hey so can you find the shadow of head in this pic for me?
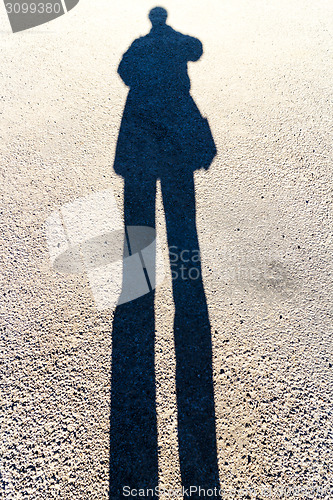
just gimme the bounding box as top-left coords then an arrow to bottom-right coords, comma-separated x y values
149,6 -> 168,27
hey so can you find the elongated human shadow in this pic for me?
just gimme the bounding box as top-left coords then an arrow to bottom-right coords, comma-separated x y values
109,8 -> 220,499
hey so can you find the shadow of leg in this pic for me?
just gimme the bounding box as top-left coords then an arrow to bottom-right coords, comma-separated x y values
161,174 -> 221,498
109,176 -> 158,499
174,293 -> 221,497
109,294 -> 158,499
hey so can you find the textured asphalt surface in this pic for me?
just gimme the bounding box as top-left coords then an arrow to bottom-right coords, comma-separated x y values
0,0 -> 332,498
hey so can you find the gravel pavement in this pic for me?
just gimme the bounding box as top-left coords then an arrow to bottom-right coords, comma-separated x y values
0,0 -> 332,498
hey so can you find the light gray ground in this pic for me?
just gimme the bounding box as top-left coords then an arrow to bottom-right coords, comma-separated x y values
0,0 -> 332,498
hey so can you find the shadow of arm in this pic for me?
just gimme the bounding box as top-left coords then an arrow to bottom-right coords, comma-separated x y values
186,36 -> 203,62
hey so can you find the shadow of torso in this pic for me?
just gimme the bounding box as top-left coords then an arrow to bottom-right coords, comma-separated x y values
114,24 -> 216,178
